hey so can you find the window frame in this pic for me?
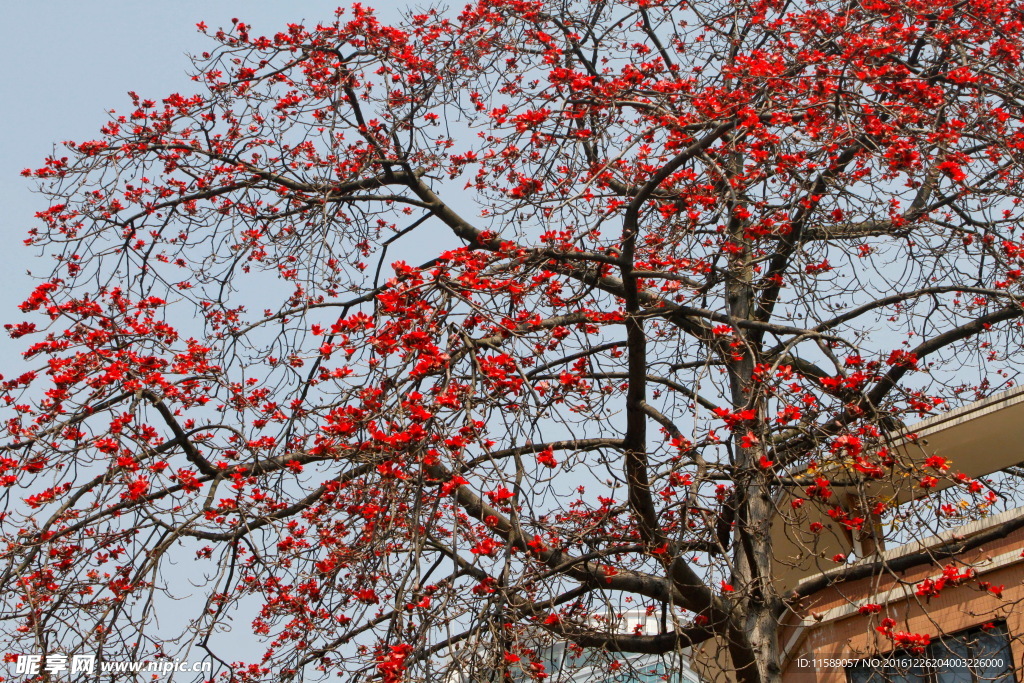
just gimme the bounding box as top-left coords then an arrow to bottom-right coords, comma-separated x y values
845,621 -> 1017,683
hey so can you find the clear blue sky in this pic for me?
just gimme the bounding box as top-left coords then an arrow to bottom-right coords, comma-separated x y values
0,0 -> 405,362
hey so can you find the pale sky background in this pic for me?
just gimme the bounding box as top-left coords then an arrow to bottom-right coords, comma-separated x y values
0,0 -> 408,365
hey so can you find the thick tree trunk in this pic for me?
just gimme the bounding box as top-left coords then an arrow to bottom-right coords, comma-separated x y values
723,189 -> 784,683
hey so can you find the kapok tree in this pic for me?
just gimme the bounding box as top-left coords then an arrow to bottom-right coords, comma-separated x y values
9,1 -> 1024,681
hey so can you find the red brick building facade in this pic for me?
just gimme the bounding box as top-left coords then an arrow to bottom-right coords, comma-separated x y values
781,508 -> 1024,680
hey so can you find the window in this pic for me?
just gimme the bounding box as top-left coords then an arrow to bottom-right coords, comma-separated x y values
847,623 -> 1016,683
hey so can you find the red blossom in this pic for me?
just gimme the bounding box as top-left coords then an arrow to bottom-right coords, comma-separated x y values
536,447 -> 557,468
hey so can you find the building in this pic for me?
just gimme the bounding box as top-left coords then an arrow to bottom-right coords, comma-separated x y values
509,610 -> 702,682
526,640 -> 701,683
444,609 -> 703,682
774,386 -> 1024,681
